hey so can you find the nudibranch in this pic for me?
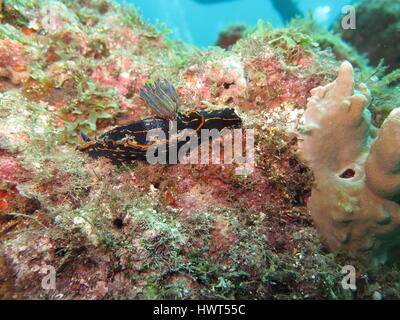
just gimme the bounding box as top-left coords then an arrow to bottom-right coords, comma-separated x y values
77,79 -> 242,164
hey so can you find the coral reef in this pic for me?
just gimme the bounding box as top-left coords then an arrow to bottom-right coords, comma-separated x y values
300,61 -> 400,264
0,0 -> 400,300
0,39 -> 33,90
334,0 -> 400,75
215,24 -> 246,49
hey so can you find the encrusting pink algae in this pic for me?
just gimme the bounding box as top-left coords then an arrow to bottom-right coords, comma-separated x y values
0,0 -> 400,300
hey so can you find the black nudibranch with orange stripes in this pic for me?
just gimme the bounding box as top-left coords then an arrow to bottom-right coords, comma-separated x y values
77,80 -> 242,164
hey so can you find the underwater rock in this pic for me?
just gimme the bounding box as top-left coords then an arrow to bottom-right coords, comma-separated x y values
183,56 -> 247,105
215,24 -> 246,49
0,39 -> 32,88
334,0 -> 400,75
40,1 -> 81,34
300,61 -> 400,264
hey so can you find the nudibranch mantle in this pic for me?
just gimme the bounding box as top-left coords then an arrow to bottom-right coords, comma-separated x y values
77,79 -> 242,164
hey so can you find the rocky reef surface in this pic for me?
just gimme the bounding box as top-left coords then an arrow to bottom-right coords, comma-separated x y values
334,0 -> 400,75
0,0 -> 400,299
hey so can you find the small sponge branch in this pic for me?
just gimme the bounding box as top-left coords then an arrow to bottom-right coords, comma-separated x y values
333,60 -> 354,98
300,61 -> 372,175
366,108 -> 400,202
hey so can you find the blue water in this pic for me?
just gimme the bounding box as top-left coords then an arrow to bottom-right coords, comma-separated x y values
121,0 -> 357,47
